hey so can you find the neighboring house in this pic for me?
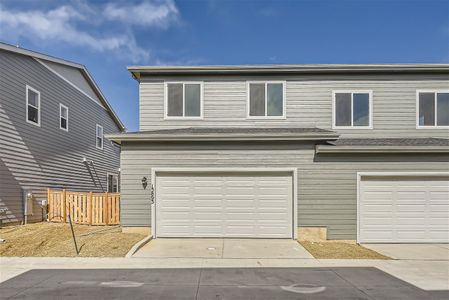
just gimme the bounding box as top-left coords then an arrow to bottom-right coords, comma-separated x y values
108,64 -> 449,243
0,42 -> 125,225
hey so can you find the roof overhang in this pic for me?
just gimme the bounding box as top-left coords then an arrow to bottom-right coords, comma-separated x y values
128,64 -> 449,80
106,132 -> 340,144
316,145 -> 449,154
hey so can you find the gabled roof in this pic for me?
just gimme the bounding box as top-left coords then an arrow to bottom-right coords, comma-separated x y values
0,42 -> 125,131
316,138 -> 449,153
106,127 -> 339,143
128,64 -> 449,80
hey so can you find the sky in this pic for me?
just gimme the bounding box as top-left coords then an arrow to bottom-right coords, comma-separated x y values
1,0 -> 448,131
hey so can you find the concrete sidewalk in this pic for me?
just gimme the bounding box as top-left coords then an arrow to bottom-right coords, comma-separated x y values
363,244 -> 449,260
1,256 -> 448,291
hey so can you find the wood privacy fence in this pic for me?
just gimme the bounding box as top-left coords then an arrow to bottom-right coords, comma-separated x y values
47,189 -> 120,225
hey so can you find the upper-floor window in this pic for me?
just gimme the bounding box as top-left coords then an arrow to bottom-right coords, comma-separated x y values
107,173 -> 119,192
59,104 -> 68,131
165,82 -> 203,119
333,91 -> 372,129
417,91 -> 449,128
96,124 -> 103,149
247,81 -> 285,118
26,85 -> 40,126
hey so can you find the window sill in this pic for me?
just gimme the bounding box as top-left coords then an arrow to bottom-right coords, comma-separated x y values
416,126 -> 449,129
332,126 -> 373,130
246,116 -> 287,120
26,119 -> 41,127
164,117 -> 204,120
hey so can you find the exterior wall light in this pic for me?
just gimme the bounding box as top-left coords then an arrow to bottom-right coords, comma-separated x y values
141,177 -> 148,189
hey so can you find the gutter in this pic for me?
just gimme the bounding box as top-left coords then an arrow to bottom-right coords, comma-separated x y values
315,145 -> 449,154
127,64 -> 449,80
106,133 -> 340,144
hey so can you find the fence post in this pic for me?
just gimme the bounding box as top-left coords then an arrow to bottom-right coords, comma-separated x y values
88,192 -> 93,225
104,192 -> 109,225
47,188 -> 51,221
62,189 -> 67,223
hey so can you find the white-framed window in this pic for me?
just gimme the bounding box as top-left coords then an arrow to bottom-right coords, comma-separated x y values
107,173 -> 119,192
26,85 -> 41,126
59,104 -> 68,131
164,82 -> 203,119
332,90 -> 373,129
96,124 -> 103,149
247,81 -> 286,119
416,90 -> 449,128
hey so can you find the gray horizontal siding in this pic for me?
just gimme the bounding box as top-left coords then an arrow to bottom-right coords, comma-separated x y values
139,76 -> 449,139
120,141 -> 449,239
0,50 -> 121,224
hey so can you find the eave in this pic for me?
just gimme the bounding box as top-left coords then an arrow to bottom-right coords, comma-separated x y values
128,64 -> 449,80
106,132 -> 340,144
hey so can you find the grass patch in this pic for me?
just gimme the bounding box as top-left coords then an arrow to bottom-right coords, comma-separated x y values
299,241 -> 390,259
0,222 -> 146,257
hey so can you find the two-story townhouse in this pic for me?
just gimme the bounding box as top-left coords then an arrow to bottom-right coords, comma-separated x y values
0,42 -> 125,225
108,64 -> 449,243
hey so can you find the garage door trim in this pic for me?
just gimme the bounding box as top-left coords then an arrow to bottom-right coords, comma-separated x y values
357,171 -> 449,243
151,167 -> 298,239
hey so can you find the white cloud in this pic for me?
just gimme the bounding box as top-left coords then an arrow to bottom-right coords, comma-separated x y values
0,1 -> 180,63
105,0 -> 179,28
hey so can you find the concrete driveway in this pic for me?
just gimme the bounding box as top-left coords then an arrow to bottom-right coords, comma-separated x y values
133,239 -> 313,259
363,244 -> 449,260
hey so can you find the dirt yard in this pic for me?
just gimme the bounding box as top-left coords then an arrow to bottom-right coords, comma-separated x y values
0,222 -> 146,257
299,241 -> 390,259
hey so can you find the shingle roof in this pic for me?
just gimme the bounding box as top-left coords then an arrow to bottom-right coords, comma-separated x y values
328,138 -> 449,147
135,127 -> 335,135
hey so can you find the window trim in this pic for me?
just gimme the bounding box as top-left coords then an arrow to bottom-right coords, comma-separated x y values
416,89 -> 449,129
59,103 -> 69,132
164,81 -> 204,120
246,81 -> 287,119
25,85 -> 41,127
107,172 -> 119,193
332,90 -> 373,129
96,124 -> 104,150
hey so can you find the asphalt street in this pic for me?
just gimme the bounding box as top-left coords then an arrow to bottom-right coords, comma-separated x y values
1,267 -> 448,299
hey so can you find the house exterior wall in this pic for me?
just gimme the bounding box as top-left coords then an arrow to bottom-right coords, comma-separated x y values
120,70 -> 449,240
0,49 -> 121,224
119,141 -> 449,240
139,74 -> 449,138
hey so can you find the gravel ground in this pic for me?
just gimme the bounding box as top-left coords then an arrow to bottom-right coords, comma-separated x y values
0,222 -> 145,257
299,241 -> 390,259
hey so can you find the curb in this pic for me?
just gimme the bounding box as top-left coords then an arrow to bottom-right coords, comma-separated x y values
125,235 -> 152,258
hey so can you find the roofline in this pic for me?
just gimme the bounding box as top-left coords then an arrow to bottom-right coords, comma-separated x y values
128,64 -> 449,80
0,42 -> 125,131
106,132 -> 340,144
316,145 -> 449,154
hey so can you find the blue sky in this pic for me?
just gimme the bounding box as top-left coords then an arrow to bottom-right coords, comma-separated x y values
1,0 -> 448,131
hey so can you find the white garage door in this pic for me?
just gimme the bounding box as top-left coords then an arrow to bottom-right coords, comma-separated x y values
155,172 -> 293,238
359,175 -> 449,243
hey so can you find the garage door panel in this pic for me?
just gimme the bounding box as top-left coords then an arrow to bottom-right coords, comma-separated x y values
155,172 -> 293,238
360,176 -> 449,243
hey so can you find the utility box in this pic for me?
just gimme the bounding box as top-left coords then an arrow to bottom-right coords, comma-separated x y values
23,190 -> 34,217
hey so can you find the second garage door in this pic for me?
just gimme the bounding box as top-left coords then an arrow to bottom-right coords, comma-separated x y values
359,175 -> 449,243
155,172 -> 294,238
